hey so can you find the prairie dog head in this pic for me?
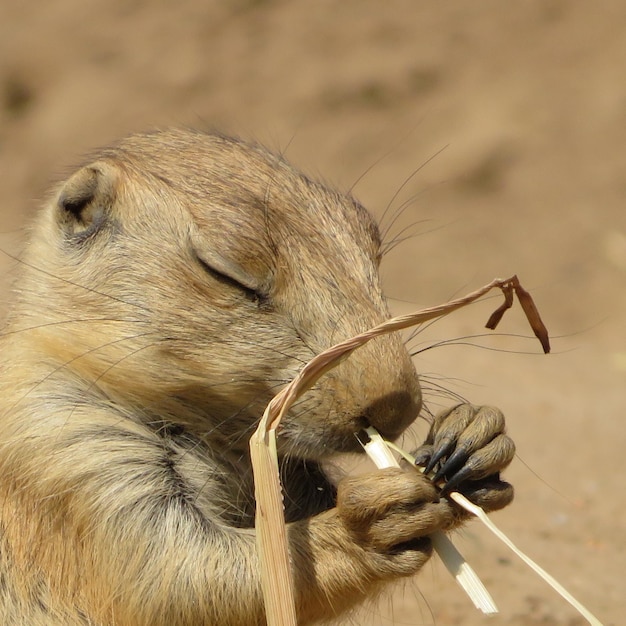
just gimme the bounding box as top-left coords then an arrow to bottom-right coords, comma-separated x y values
17,129 -> 421,459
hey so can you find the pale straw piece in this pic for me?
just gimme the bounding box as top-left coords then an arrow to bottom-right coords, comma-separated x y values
358,426 -> 498,614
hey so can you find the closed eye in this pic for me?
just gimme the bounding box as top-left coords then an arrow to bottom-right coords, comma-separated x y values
195,255 -> 270,307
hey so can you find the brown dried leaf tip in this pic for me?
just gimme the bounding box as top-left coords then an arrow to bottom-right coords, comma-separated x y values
485,275 -> 550,354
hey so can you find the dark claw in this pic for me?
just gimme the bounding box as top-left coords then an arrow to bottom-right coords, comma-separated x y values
424,437 -> 455,475
418,404 -> 514,502
439,465 -> 474,494
432,446 -> 470,484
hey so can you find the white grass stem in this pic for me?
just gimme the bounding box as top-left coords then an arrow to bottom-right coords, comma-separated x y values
449,491 -> 604,626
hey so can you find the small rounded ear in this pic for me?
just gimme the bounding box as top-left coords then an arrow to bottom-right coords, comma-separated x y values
56,163 -> 118,237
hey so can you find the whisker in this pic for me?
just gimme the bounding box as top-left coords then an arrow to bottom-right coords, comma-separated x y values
0,247 -> 154,315
380,214 -> 453,257
0,317 -> 143,339
378,144 -> 448,237
420,385 -> 468,408
379,218 -> 431,256
7,330 -> 160,414
410,332 -> 552,358
56,338 -> 176,436
347,146 -> 400,197
345,116 -> 431,200
198,378 -> 293,447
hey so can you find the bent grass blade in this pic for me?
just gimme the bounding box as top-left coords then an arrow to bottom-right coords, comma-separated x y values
250,276 -> 550,626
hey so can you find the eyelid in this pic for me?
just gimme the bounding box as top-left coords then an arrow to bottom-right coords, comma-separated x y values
194,253 -> 268,303
192,244 -> 258,289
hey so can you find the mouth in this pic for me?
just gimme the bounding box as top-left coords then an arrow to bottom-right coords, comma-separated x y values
277,416 -> 410,462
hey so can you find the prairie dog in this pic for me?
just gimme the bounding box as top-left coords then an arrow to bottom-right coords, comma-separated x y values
0,129 -> 514,625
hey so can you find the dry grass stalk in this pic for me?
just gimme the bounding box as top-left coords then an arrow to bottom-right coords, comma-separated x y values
358,427 -> 498,614
249,275 -> 549,626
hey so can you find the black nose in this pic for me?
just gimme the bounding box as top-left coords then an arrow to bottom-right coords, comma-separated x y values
363,383 -> 422,440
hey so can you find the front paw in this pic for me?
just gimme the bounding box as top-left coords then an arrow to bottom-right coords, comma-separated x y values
413,404 -> 515,513
336,468 -> 453,577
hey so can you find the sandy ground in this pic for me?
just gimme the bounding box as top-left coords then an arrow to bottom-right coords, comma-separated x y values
0,2 -> 624,624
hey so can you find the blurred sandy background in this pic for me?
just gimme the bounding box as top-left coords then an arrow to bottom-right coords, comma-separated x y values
0,2 -> 624,624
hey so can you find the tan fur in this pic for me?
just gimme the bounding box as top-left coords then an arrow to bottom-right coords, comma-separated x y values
0,129 -> 514,625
